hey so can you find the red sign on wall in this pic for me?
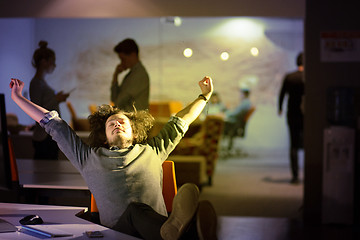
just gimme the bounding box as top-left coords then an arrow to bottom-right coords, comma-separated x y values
320,31 -> 360,62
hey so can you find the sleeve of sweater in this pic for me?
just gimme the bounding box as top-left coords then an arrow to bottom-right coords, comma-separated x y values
147,116 -> 189,162
40,111 -> 92,171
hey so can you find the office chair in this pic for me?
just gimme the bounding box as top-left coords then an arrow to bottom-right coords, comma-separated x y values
4,136 -> 24,203
66,102 -> 90,131
88,160 -> 178,224
8,137 -> 19,184
223,106 -> 256,157
170,115 -> 224,186
88,104 -> 97,114
161,160 -> 178,213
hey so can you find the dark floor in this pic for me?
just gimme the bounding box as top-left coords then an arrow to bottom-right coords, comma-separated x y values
200,146 -> 360,240
200,147 -> 303,218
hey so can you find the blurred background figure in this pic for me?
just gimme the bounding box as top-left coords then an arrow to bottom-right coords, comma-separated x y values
30,40 -> 70,160
222,88 -> 253,155
111,38 -> 150,112
207,92 -> 228,117
278,52 -> 304,184
6,113 -> 34,135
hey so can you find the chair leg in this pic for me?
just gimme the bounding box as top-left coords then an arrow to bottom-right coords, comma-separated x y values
227,136 -> 234,152
208,176 -> 212,186
219,136 -> 231,159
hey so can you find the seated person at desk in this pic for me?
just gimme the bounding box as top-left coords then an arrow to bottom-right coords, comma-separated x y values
9,77 -> 217,240
223,88 -> 252,149
206,92 -> 227,117
199,92 -> 227,121
224,88 -> 252,133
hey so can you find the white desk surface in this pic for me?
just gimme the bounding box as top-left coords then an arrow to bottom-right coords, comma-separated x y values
0,202 -> 140,239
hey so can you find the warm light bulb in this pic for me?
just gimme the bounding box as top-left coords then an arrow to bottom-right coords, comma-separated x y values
250,47 -> 259,56
174,17 -> 182,27
220,52 -> 230,61
183,48 -> 193,58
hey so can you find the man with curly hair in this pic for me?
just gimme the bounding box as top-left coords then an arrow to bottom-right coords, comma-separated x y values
9,76 -> 217,240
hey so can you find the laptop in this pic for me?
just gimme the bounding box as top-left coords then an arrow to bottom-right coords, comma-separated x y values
0,218 -> 18,233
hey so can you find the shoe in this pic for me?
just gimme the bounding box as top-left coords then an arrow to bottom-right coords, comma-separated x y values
160,183 -> 200,240
196,200 -> 218,240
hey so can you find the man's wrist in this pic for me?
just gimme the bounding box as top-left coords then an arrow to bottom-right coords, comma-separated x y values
198,94 -> 208,102
40,111 -> 58,125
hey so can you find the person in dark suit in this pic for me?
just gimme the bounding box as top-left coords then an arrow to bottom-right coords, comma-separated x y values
278,52 -> 305,184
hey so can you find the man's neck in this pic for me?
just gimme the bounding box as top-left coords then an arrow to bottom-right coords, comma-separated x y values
109,141 -> 133,150
129,59 -> 140,69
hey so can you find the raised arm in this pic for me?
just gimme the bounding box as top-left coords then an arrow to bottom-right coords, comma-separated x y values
9,78 -> 48,123
175,76 -> 213,125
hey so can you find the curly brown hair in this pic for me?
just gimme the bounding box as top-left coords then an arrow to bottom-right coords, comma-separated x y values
88,104 -> 155,148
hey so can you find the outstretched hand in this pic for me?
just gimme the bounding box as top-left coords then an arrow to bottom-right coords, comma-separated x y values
9,78 -> 49,123
198,76 -> 213,98
9,78 -> 24,100
175,76 -> 214,124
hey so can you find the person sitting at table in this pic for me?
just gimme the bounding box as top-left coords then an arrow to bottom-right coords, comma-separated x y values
223,87 -> 252,152
9,77 -> 217,240
206,92 -> 227,117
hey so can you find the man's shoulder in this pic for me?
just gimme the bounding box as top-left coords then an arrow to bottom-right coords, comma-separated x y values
130,62 -> 149,77
287,70 -> 302,77
284,70 -> 303,82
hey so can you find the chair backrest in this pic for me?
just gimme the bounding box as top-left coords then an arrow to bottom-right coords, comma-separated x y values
90,160 -> 177,214
90,194 -> 98,213
8,137 -> 19,183
238,106 -> 256,138
162,160 -> 178,213
89,104 -> 97,114
149,101 -> 183,118
7,136 -> 21,194
66,101 -> 77,120
244,106 -> 256,123
66,101 -> 90,131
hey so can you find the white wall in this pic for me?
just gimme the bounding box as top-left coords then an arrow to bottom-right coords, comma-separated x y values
0,18 -> 35,125
0,17 -> 303,150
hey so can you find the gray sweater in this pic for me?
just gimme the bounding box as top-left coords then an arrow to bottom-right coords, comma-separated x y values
41,113 -> 188,228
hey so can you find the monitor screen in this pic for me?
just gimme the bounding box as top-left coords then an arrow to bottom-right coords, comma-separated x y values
0,93 -> 12,190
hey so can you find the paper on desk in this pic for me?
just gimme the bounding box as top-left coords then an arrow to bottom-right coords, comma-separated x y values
21,225 -> 73,237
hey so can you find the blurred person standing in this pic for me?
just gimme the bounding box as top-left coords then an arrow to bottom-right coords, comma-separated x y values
30,40 -> 70,160
111,38 -> 150,112
278,52 -> 305,184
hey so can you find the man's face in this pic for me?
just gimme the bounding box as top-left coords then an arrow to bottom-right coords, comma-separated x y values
117,52 -> 132,70
105,113 -> 134,148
